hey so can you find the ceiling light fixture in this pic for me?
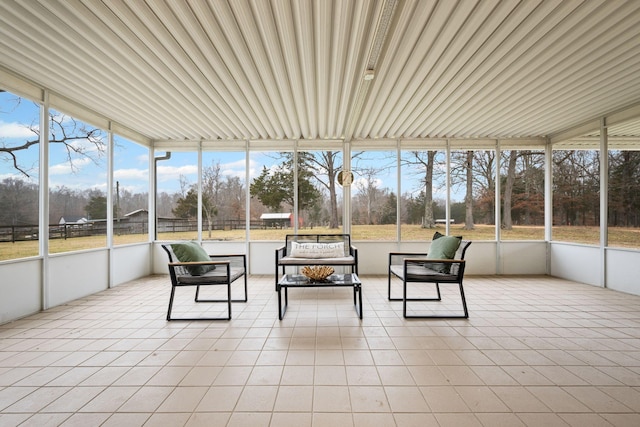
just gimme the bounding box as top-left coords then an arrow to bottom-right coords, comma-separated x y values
364,70 -> 375,81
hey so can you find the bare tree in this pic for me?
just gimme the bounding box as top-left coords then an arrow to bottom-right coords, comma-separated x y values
220,175 -> 245,222
0,178 -> 38,225
501,150 -> 545,229
502,150 -> 518,230
2,97 -> 107,236
303,151 -> 341,228
354,166 -> 384,225
553,150 -> 600,226
464,151 -> 475,230
402,151 -> 440,228
201,161 -> 222,238
1,107 -> 106,177
472,150 -> 496,224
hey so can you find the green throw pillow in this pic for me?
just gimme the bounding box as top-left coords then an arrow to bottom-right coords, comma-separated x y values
427,233 -> 462,273
170,241 -> 215,276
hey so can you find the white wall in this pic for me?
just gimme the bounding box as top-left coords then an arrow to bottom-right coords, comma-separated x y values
354,241 -> 499,276
48,250 -> 110,307
607,248 -> 640,295
499,241 -> 548,275
3,240 -> 640,325
152,240 -> 545,276
111,244 -> 153,286
0,258 -> 42,324
0,243 -> 153,324
248,242 -> 279,277
550,243 -> 640,295
550,242 -> 601,287
152,240 -> 532,277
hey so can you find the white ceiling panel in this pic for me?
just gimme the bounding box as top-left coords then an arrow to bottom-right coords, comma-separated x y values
1,0 -> 639,145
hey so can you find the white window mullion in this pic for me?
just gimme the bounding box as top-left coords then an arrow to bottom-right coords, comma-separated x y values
40,92 -> 50,310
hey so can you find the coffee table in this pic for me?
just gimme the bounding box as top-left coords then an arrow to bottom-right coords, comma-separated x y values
276,273 -> 362,320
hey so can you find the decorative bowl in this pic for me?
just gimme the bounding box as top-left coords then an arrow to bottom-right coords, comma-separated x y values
301,265 -> 334,281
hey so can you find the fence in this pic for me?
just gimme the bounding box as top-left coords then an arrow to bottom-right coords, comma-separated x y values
0,218 -> 285,242
0,220 -> 147,242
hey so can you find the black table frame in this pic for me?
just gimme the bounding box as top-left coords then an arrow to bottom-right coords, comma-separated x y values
276,273 -> 362,320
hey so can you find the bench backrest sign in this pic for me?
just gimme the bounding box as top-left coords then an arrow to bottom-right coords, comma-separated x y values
289,241 -> 345,258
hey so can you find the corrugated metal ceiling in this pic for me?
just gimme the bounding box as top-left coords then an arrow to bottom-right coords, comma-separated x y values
1,0 -> 640,144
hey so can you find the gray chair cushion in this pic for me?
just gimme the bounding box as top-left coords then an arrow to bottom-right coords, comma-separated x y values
176,267 -> 245,285
389,264 -> 456,281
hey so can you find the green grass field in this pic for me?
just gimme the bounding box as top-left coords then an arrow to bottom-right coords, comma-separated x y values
1,224 -> 638,261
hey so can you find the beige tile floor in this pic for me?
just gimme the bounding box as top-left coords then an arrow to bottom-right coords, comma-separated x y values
1,274 -> 640,426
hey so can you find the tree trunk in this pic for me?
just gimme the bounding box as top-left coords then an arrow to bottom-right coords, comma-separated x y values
503,150 -> 517,230
326,153 -> 339,228
204,208 -> 213,238
422,151 -> 436,228
329,176 -> 339,228
464,150 -> 475,230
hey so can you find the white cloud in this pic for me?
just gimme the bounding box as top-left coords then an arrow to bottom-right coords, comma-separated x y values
49,157 -> 93,175
221,158 -> 247,179
118,182 -> 147,194
156,164 -> 197,182
114,168 -> 148,181
0,171 -> 38,184
0,121 -> 36,139
247,158 -> 259,179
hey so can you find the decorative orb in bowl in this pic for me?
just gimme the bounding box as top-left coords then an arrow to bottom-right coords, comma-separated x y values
301,265 -> 334,281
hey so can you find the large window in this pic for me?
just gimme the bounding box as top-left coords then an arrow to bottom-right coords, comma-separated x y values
201,150 -> 246,241
113,136 -> 149,245
351,150 -> 397,240
400,150 -> 446,241
298,149 -> 343,231
248,148 -> 345,240
608,148 -> 640,249
248,150 -> 294,240
0,91 -> 40,260
48,109 -> 107,253
155,150 -> 198,241
449,149 -> 496,240
552,149 -> 600,244
499,149 -> 545,240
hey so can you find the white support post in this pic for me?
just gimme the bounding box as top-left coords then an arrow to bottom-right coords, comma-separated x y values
293,143 -> 299,233
343,140 -> 352,235
148,148 -> 155,273
244,141 -> 250,248
445,140 -> 451,236
545,138 -> 553,274
396,140 -> 401,242
106,129 -> 114,288
600,118 -> 608,288
39,92 -> 50,310
197,141 -> 203,242
495,140 -> 501,275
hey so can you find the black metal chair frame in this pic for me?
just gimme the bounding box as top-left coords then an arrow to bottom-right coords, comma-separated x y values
161,244 -> 247,321
388,241 -> 472,319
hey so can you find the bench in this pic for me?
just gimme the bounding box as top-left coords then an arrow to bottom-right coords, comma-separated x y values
275,234 -> 358,288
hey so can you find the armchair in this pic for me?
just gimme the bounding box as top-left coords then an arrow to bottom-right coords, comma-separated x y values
161,243 -> 247,321
388,235 -> 471,319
